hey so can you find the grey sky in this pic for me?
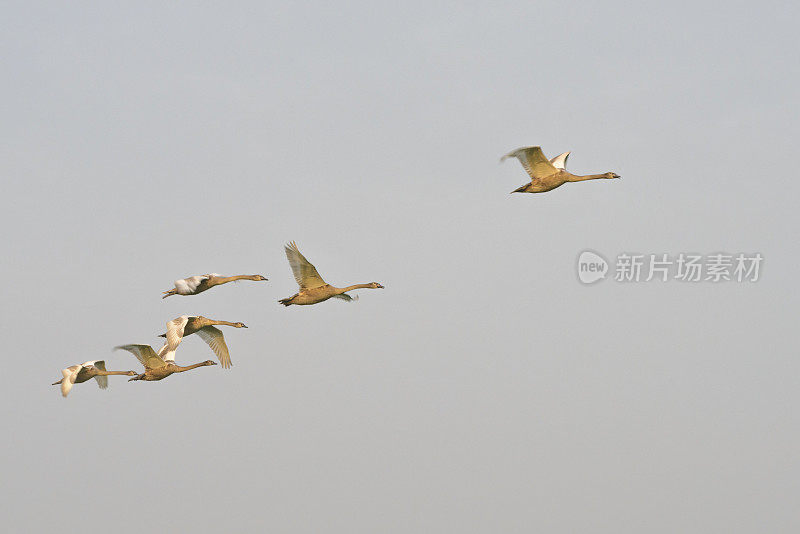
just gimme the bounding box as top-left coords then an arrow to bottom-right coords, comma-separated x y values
2,1 -> 798,532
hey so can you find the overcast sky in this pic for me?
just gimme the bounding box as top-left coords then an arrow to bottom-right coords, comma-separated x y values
2,1 -> 798,532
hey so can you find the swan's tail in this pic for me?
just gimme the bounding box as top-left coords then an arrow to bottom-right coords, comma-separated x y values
511,183 -> 529,194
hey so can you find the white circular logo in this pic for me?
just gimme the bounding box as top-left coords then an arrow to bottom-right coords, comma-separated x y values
577,250 -> 608,284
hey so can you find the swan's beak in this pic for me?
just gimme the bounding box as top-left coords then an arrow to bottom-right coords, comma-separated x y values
242,325 -> 249,328
378,284 -> 385,289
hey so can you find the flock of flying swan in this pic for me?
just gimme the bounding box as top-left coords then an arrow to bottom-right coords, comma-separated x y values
53,146 -> 619,397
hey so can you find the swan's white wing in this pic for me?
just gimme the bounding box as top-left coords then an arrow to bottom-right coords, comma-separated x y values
331,294 -> 357,302
157,342 -> 176,363
500,146 -> 559,179
165,316 -> 189,353
92,360 -> 108,389
115,344 -> 166,369
284,242 -> 327,289
195,326 -> 232,369
60,366 -> 80,397
549,151 -> 570,170
174,275 -> 209,295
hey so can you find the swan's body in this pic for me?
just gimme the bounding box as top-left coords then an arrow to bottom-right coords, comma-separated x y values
279,242 -> 384,306
157,315 -> 247,369
162,273 -> 267,298
501,146 -> 620,194
52,360 -> 137,397
115,344 -> 217,382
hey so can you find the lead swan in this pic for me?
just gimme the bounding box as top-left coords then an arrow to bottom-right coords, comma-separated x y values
279,241 -> 384,306
501,146 -> 620,194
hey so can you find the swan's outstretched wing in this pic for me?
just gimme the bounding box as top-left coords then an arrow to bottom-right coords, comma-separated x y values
331,294 -> 357,302
115,344 -> 166,369
157,342 -> 176,363
91,360 -> 108,389
174,275 -> 209,295
549,151 -> 570,170
60,365 -> 80,397
284,242 -> 327,289
501,146 -> 559,179
195,326 -> 232,369
165,316 -> 189,353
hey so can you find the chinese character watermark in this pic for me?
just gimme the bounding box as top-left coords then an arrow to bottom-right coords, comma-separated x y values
577,251 -> 762,284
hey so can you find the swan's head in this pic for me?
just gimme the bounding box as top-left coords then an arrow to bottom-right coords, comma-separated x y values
125,371 -> 138,376
606,172 -> 621,179
254,275 -> 268,281
370,282 -> 384,289
234,322 -> 248,328
204,360 -> 218,366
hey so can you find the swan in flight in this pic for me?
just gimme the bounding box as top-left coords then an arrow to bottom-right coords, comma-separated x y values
52,361 -> 136,397
162,273 -> 267,298
279,241 -> 384,306
115,344 -> 217,382
157,315 -> 247,369
501,146 -> 620,194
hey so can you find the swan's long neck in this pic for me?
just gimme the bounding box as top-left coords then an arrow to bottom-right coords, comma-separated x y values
174,362 -> 210,373
96,370 -> 134,376
566,173 -> 608,182
338,283 -> 375,293
210,274 -> 261,285
207,320 -> 241,328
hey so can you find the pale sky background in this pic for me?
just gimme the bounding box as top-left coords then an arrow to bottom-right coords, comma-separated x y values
2,1 -> 798,532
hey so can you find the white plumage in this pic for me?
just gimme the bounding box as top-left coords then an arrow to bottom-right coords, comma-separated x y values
162,273 -> 264,299
159,315 -> 190,363
55,360 -> 121,397
174,275 -> 210,295
60,366 -> 79,397
159,315 -> 240,368
550,151 -> 571,170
